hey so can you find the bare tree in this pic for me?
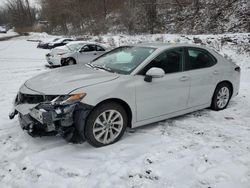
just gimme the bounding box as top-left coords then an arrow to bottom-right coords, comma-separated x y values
5,0 -> 36,30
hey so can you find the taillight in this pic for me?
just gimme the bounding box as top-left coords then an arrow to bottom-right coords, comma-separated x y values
235,66 -> 240,72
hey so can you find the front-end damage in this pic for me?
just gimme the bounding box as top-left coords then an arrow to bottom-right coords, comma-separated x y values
9,92 -> 92,140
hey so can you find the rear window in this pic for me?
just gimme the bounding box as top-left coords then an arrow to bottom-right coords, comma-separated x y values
185,48 -> 217,70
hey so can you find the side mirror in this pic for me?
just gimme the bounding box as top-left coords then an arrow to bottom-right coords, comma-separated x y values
144,67 -> 165,82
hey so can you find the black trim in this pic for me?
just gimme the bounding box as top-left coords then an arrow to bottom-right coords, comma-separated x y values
144,75 -> 153,82
17,92 -> 57,104
184,47 -> 217,71
235,66 -> 241,72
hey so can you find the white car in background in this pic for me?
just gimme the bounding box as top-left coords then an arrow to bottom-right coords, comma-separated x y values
0,26 -> 7,33
46,41 -> 108,67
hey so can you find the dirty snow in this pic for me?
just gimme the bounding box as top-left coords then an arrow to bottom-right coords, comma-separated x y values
0,34 -> 250,188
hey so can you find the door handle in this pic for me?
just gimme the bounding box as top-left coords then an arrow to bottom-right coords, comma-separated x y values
213,70 -> 219,75
179,76 -> 189,81
94,53 -> 97,55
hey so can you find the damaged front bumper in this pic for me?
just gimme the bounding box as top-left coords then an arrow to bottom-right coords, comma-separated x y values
9,94 -> 92,137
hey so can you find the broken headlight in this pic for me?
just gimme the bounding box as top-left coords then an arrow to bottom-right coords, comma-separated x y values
51,93 -> 86,106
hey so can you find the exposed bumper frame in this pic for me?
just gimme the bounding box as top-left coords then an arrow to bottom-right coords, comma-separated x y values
10,101 -> 93,137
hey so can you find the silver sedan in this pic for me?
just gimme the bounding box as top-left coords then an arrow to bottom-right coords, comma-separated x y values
10,43 -> 240,147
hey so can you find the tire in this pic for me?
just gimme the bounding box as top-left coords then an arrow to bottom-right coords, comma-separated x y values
84,102 -> 128,147
211,82 -> 232,111
66,58 -> 76,66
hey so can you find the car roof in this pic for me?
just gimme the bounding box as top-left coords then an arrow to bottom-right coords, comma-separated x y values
66,41 -> 87,45
132,42 -> 208,50
54,38 -> 73,43
67,41 -> 109,49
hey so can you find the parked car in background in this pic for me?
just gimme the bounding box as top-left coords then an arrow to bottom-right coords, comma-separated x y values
0,26 -> 7,33
46,41 -> 108,67
47,38 -> 75,49
10,43 -> 240,147
37,38 -> 60,49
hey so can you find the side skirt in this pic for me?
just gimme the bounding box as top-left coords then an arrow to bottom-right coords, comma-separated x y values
132,103 -> 210,128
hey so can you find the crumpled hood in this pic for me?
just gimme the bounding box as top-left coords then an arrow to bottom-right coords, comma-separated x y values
24,65 -> 119,95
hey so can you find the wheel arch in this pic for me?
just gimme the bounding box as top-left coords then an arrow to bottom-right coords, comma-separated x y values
93,98 -> 133,128
66,57 -> 76,64
216,80 -> 234,97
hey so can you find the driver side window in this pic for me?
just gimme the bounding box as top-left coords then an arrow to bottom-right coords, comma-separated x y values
140,48 -> 184,75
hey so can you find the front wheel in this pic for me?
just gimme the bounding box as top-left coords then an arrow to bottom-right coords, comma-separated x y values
211,83 -> 232,111
84,102 -> 128,147
65,58 -> 76,66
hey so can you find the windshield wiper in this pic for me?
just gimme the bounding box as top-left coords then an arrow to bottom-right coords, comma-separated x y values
87,63 -> 115,73
86,62 -> 94,68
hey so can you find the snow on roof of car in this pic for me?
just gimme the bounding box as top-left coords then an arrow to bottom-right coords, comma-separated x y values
66,41 -> 87,45
51,37 -> 73,44
66,40 -> 109,49
133,42 -> 208,50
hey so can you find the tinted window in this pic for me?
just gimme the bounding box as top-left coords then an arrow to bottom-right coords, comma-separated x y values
186,48 -> 216,70
82,45 -> 95,52
96,45 -> 105,51
141,48 -> 183,75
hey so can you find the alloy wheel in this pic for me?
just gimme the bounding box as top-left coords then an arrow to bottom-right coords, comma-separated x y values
68,59 -> 75,65
216,87 -> 230,109
93,110 -> 124,144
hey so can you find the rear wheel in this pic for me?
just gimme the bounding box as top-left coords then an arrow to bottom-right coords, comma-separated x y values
211,82 -> 232,111
84,102 -> 128,147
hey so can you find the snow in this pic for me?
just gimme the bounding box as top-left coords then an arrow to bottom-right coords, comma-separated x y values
0,33 -> 250,188
0,30 -> 19,39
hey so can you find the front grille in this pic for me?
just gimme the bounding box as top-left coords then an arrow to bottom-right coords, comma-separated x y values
17,93 -> 57,104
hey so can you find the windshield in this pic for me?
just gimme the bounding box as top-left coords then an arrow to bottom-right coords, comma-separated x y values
90,46 -> 156,74
67,43 -> 85,51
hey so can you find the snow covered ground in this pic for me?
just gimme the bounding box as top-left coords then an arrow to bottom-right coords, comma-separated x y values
0,30 -> 19,40
0,34 -> 250,188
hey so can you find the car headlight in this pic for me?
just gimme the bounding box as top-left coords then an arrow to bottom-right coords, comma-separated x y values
51,93 -> 86,105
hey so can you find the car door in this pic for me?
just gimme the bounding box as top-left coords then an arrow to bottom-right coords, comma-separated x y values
77,44 -> 98,63
184,47 -> 219,107
135,48 -> 191,122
